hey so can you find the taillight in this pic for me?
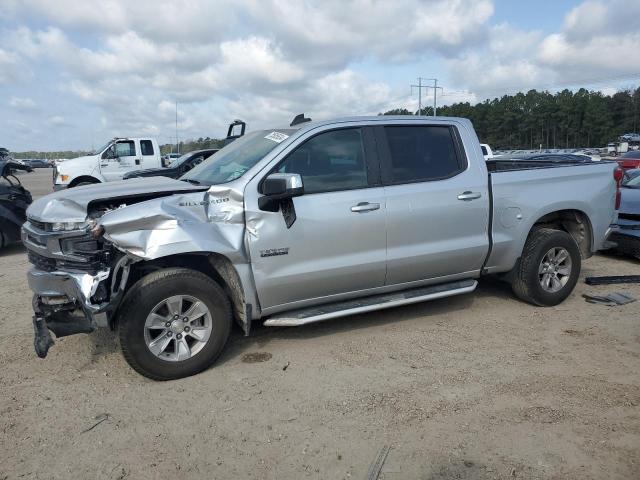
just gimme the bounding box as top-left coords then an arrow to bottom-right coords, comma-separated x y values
614,167 -> 623,210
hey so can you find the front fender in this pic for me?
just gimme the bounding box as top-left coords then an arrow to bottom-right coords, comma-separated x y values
99,184 -> 261,329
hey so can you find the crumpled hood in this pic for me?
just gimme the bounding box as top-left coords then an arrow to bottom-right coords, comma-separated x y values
26,177 -> 209,223
100,184 -> 248,261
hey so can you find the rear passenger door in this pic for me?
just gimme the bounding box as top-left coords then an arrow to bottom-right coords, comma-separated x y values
377,123 -> 490,285
139,139 -> 156,169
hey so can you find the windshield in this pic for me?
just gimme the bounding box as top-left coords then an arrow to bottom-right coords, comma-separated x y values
181,129 -> 295,185
623,170 -> 640,187
171,152 -> 195,166
92,141 -> 112,155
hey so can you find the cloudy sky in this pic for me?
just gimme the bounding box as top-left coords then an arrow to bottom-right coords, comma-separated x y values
1,0 -> 639,151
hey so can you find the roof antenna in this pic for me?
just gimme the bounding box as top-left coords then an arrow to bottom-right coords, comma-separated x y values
290,113 -> 312,126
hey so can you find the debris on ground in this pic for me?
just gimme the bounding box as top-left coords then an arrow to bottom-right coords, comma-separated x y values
582,292 -> 636,306
365,445 -> 391,480
241,352 -> 272,363
81,413 -> 109,433
585,275 -> 640,285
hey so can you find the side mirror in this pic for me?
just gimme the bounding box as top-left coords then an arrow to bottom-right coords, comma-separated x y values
258,173 -> 303,211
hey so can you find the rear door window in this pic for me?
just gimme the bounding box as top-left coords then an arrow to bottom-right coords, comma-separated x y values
140,140 -> 154,156
383,126 -> 465,183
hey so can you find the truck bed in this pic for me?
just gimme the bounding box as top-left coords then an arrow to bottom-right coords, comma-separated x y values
484,160 -> 618,273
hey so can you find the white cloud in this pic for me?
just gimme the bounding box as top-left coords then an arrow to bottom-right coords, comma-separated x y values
1,0 -> 640,150
9,96 -> 36,110
0,48 -> 27,84
47,115 -> 66,126
445,0 -> 640,96
446,24 -> 547,96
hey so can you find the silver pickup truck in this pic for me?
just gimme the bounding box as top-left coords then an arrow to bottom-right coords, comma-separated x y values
23,116 -> 621,380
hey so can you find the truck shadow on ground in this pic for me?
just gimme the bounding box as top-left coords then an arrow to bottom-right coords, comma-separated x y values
218,277 -> 517,366
79,277 -> 518,369
0,243 -> 26,257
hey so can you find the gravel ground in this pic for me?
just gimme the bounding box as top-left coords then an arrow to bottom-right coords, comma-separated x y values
1,169 -> 638,479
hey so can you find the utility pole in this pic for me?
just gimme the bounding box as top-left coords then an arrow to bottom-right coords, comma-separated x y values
175,101 -> 179,154
431,78 -> 443,116
411,77 -> 431,116
411,77 -> 443,116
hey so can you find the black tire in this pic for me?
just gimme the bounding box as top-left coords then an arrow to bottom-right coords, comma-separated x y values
511,228 -> 581,306
117,268 -> 232,380
73,181 -> 97,187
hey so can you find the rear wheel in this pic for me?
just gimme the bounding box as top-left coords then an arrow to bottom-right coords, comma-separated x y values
511,228 -> 581,306
118,268 -> 232,380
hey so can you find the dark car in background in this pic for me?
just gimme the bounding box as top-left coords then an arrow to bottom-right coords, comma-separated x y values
0,158 -> 33,249
617,150 -> 640,170
610,169 -> 640,259
25,159 -> 53,168
124,148 -> 218,180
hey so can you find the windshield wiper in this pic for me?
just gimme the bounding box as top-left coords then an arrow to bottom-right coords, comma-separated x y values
182,178 -> 201,185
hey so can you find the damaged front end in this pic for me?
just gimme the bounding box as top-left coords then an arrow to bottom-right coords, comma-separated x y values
23,176 -> 255,359
23,220 -> 135,357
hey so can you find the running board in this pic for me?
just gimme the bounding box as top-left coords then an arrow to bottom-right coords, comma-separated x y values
263,279 -> 477,327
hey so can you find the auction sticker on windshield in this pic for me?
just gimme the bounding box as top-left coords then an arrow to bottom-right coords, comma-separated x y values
264,132 -> 289,143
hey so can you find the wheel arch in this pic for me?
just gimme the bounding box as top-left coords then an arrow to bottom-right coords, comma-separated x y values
69,175 -> 101,187
122,252 -> 253,335
531,208 -> 593,259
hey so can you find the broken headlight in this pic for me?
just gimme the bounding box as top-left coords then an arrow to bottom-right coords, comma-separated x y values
50,221 -> 91,232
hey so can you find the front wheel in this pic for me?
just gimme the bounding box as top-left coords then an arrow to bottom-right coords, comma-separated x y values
118,268 -> 232,380
511,228 -> 581,306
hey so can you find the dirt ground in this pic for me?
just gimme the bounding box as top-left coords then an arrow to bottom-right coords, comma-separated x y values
1,170 -> 638,479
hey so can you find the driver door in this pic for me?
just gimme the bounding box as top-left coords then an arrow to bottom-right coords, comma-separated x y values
101,140 -> 138,181
245,126 -> 387,313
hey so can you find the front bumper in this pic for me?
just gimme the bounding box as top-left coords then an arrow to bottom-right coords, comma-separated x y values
27,255 -> 132,357
28,267 -> 111,326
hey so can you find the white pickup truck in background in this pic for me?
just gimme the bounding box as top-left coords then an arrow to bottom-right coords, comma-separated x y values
53,138 -> 161,189
481,143 -> 494,160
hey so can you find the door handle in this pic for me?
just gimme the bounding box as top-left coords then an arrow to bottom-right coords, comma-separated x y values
135,159 -> 141,165
457,191 -> 481,201
351,202 -> 380,213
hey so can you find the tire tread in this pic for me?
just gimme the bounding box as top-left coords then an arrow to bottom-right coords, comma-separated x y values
511,227 -> 580,306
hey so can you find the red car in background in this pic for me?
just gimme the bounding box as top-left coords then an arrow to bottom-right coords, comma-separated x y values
618,150 -> 640,170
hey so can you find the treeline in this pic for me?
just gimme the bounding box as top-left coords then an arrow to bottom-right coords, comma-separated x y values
11,150 -> 90,160
383,87 -> 640,150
